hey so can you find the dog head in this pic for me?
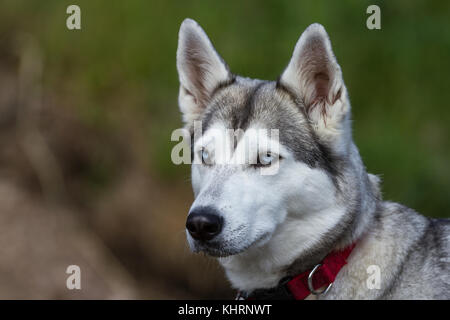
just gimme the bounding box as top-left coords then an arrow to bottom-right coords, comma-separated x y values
176,19 -> 358,259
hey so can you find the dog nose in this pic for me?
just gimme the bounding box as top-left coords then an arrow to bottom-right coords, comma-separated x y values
186,208 -> 223,241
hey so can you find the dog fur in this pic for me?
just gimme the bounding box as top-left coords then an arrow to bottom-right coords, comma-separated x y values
176,18 -> 450,299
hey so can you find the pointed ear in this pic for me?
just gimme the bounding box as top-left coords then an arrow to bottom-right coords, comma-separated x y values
176,18 -> 232,125
279,24 -> 350,146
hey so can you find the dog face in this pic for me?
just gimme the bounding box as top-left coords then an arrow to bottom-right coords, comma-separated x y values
176,19 -> 353,258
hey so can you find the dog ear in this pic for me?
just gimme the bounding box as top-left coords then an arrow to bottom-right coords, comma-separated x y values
279,24 -> 351,150
176,19 -> 232,125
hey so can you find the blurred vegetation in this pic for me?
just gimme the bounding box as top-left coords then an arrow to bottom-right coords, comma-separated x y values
0,0 -> 449,298
1,0 -> 449,216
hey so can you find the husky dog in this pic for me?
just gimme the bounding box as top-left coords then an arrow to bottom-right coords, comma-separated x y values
175,18 -> 450,299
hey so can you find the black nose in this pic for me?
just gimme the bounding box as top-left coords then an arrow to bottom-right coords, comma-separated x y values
186,208 -> 223,241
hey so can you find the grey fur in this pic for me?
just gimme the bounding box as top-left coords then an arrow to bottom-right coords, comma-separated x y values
176,19 -> 450,299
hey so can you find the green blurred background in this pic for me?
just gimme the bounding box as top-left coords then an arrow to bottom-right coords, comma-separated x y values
0,0 -> 448,299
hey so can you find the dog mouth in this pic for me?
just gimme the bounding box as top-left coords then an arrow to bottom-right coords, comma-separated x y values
196,246 -> 237,257
192,240 -> 238,257
191,232 -> 272,257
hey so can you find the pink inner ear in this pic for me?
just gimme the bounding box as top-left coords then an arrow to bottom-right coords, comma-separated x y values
314,72 -> 330,99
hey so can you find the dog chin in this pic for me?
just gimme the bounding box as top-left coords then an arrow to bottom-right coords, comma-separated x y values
190,241 -> 241,257
196,246 -> 238,257
190,232 -> 273,257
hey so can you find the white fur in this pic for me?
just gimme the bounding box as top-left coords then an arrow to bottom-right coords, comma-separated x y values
178,19 -> 449,300
181,21 -> 351,292
188,124 -> 344,291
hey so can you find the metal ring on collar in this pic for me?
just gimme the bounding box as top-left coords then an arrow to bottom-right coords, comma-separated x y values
307,264 -> 333,295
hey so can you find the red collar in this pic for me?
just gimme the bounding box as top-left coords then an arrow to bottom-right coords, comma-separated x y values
238,243 -> 356,300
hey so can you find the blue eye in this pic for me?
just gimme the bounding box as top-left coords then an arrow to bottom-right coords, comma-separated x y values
259,152 -> 274,165
201,149 -> 209,163
254,152 -> 280,167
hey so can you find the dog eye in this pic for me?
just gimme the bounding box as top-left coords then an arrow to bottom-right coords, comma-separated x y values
202,149 -> 209,161
259,153 -> 273,165
200,148 -> 212,165
255,152 -> 279,167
